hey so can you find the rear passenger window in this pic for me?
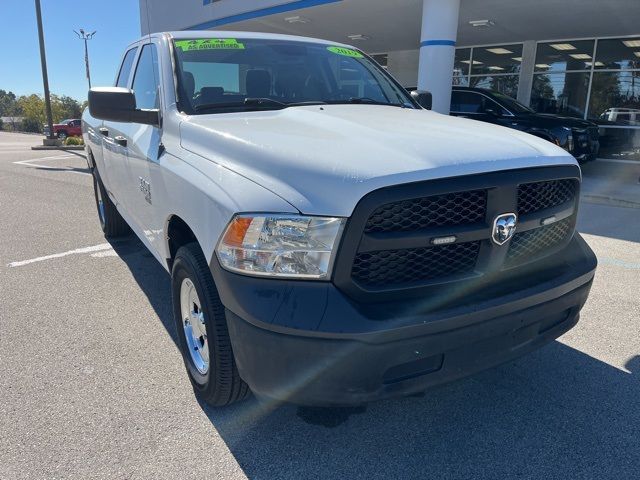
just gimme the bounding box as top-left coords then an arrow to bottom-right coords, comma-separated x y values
451,91 -> 483,113
116,48 -> 138,88
132,43 -> 161,110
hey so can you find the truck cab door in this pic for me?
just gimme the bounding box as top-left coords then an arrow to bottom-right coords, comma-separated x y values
116,42 -> 163,251
99,46 -> 139,211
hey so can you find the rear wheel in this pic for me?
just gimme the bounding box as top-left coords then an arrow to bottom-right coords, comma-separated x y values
91,167 -> 129,237
171,242 -> 249,406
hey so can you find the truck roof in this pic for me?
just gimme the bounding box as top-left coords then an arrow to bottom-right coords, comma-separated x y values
140,30 -> 354,49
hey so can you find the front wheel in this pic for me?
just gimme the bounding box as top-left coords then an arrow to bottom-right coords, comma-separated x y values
57,130 -> 68,140
171,242 -> 249,407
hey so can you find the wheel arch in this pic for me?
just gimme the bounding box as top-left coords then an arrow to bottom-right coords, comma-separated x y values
165,214 -> 203,271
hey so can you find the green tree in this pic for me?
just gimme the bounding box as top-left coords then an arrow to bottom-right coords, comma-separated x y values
13,93 -> 86,132
0,89 -> 19,117
58,95 -> 83,119
17,94 -> 46,132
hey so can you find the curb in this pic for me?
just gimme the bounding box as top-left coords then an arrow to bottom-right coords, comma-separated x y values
31,145 -> 85,151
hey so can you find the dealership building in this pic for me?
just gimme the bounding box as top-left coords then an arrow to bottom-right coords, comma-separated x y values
140,0 -> 640,158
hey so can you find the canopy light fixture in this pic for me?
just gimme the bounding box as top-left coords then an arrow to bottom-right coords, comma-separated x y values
550,43 -> 576,51
488,66 -> 505,71
512,57 -> 523,62
634,52 -> 640,58
461,60 -> 483,65
347,34 -> 370,41
486,48 -> 512,54
622,39 -> 640,48
535,64 -> 551,69
586,61 -> 605,67
284,15 -> 310,23
569,53 -> 592,60
469,19 -> 494,27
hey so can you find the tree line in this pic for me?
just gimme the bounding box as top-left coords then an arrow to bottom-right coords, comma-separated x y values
0,89 -> 87,132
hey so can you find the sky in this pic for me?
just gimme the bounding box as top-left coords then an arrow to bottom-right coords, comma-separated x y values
0,0 -> 141,101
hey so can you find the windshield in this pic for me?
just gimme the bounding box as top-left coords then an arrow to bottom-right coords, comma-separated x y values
172,38 -> 415,113
489,91 -> 534,114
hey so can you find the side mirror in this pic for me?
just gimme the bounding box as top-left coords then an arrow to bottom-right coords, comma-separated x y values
89,87 -> 159,126
411,90 -> 433,110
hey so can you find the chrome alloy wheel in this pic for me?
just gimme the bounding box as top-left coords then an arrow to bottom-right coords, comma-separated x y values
180,278 -> 210,375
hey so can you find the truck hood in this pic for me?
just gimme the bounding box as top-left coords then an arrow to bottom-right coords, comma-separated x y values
180,105 -> 576,216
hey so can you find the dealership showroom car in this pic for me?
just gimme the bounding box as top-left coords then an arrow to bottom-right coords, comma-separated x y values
449,87 -> 601,163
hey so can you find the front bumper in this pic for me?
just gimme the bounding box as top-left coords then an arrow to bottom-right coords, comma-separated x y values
212,234 -> 597,406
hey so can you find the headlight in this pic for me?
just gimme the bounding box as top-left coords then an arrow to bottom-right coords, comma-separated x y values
216,214 -> 345,279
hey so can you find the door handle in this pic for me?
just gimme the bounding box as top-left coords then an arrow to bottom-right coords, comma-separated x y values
99,127 -> 109,136
114,136 -> 128,147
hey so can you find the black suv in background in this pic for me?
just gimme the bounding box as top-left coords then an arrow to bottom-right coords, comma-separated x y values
449,87 -> 599,163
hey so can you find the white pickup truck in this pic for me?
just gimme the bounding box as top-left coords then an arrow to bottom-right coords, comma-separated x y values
83,31 -> 597,407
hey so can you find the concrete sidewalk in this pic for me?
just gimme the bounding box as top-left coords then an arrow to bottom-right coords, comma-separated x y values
581,160 -> 640,209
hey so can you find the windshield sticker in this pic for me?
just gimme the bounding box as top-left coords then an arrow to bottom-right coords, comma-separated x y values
175,39 -> 245,51
327,46 -> 363,58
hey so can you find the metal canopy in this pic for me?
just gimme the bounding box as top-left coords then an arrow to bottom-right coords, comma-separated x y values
204,0 -> 640,52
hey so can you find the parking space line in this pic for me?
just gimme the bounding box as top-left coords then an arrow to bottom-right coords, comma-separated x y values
13,154 -> 76,165
12,154 -> 91,176
8,243 -> 113,268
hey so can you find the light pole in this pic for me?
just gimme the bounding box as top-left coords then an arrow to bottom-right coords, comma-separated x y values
35,0 -> 55,141
74,29 -> 96,89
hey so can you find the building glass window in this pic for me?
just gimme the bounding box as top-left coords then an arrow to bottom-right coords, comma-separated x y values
530,72 -> 590,118
453,48 -> 471,86
371,54 -> 388,69
588,71 -> 640,125
590,38 -> 640,159
594,37 -> 640,70
453,44 -> 522,98
534,40 -> 595,72
470,75 -> 519,99
471,44 -> 523,75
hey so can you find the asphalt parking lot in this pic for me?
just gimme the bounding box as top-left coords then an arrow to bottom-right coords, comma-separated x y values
1,130 -> 639,479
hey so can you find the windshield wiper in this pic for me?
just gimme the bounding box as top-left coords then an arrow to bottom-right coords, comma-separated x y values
194,97 -> 327,112
328,97 -> 405,107
246,98 -> 328,107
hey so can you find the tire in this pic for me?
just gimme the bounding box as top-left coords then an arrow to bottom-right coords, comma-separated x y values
57,130 -> 68,140
171,242 -> 249,407
91,167 -> 130,238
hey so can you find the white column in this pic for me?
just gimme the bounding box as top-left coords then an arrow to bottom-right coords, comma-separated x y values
517,40 -> 537,106
417,0 -> 461,114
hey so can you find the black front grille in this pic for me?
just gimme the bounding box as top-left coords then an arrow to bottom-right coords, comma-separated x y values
365,189 -> 487,233
517,179 -> 576,215
506,218 -> 573,266
588,126 -> 600,141
352,242 -> 480,287
333,166 -> 581,301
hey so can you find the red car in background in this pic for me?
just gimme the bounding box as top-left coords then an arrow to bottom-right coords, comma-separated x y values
43,118 -> 82,139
